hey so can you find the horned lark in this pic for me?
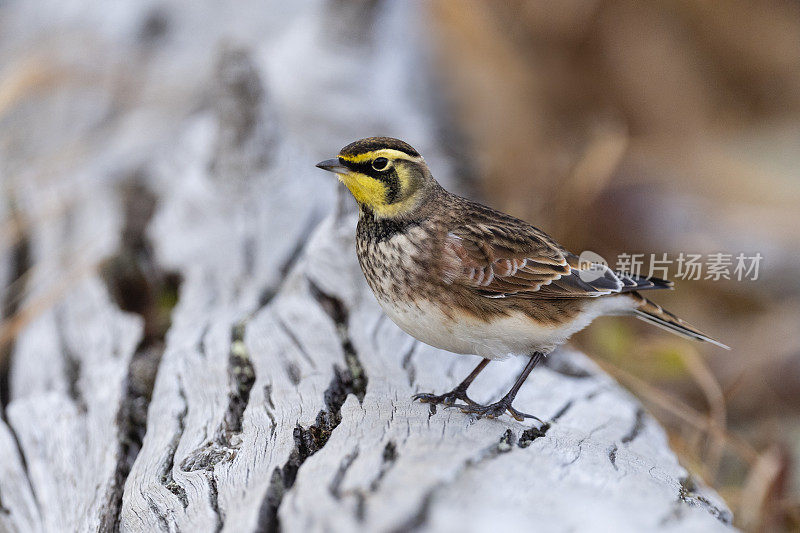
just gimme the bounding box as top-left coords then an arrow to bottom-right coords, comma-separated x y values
316,137 -> 728,421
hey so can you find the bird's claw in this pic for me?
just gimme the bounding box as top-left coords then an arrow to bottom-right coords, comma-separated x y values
412,389 -> 478,407
447,400 -> 544,423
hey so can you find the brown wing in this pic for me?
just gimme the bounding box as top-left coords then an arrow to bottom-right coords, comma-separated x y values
441,223 -> 671,300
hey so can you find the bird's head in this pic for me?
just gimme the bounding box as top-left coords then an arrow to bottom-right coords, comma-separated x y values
316,137 -> 437,219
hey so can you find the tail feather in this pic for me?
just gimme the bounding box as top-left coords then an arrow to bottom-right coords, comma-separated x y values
630,293 -> 730,350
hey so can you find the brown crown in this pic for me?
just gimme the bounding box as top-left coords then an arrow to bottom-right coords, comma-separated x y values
339,137 -> 420,158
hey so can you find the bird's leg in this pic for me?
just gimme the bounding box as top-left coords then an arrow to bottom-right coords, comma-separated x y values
450,352 -> 545,422
413,358 -> 490,407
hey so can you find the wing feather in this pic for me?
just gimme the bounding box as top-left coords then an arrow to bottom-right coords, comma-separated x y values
441,223 -> 672,300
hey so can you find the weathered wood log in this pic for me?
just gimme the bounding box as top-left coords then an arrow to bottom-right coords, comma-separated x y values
0,1 -> 734,532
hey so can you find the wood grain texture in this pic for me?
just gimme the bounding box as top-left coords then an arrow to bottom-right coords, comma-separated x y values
0,1 -> 734,532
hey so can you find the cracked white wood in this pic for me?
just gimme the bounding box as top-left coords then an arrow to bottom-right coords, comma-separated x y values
0,1 -> 734,532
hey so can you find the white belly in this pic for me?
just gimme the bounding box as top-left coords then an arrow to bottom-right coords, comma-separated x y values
375,296 -> 634,359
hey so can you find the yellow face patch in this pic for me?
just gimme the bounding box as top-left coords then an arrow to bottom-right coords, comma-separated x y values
338,164 -> 423,218
335,148 -> 426,218
338,171 -> 388,208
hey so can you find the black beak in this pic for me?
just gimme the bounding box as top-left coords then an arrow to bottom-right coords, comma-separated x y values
315,158 -> 348,174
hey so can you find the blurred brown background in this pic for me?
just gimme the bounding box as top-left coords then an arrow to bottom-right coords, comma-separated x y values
427,1 -> 800,531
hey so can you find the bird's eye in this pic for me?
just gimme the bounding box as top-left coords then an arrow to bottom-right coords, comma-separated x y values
372,157 -> 389,171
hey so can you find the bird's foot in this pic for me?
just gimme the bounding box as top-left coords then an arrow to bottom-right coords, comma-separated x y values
412,387 -> 478,408
448,399 -> 543,423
